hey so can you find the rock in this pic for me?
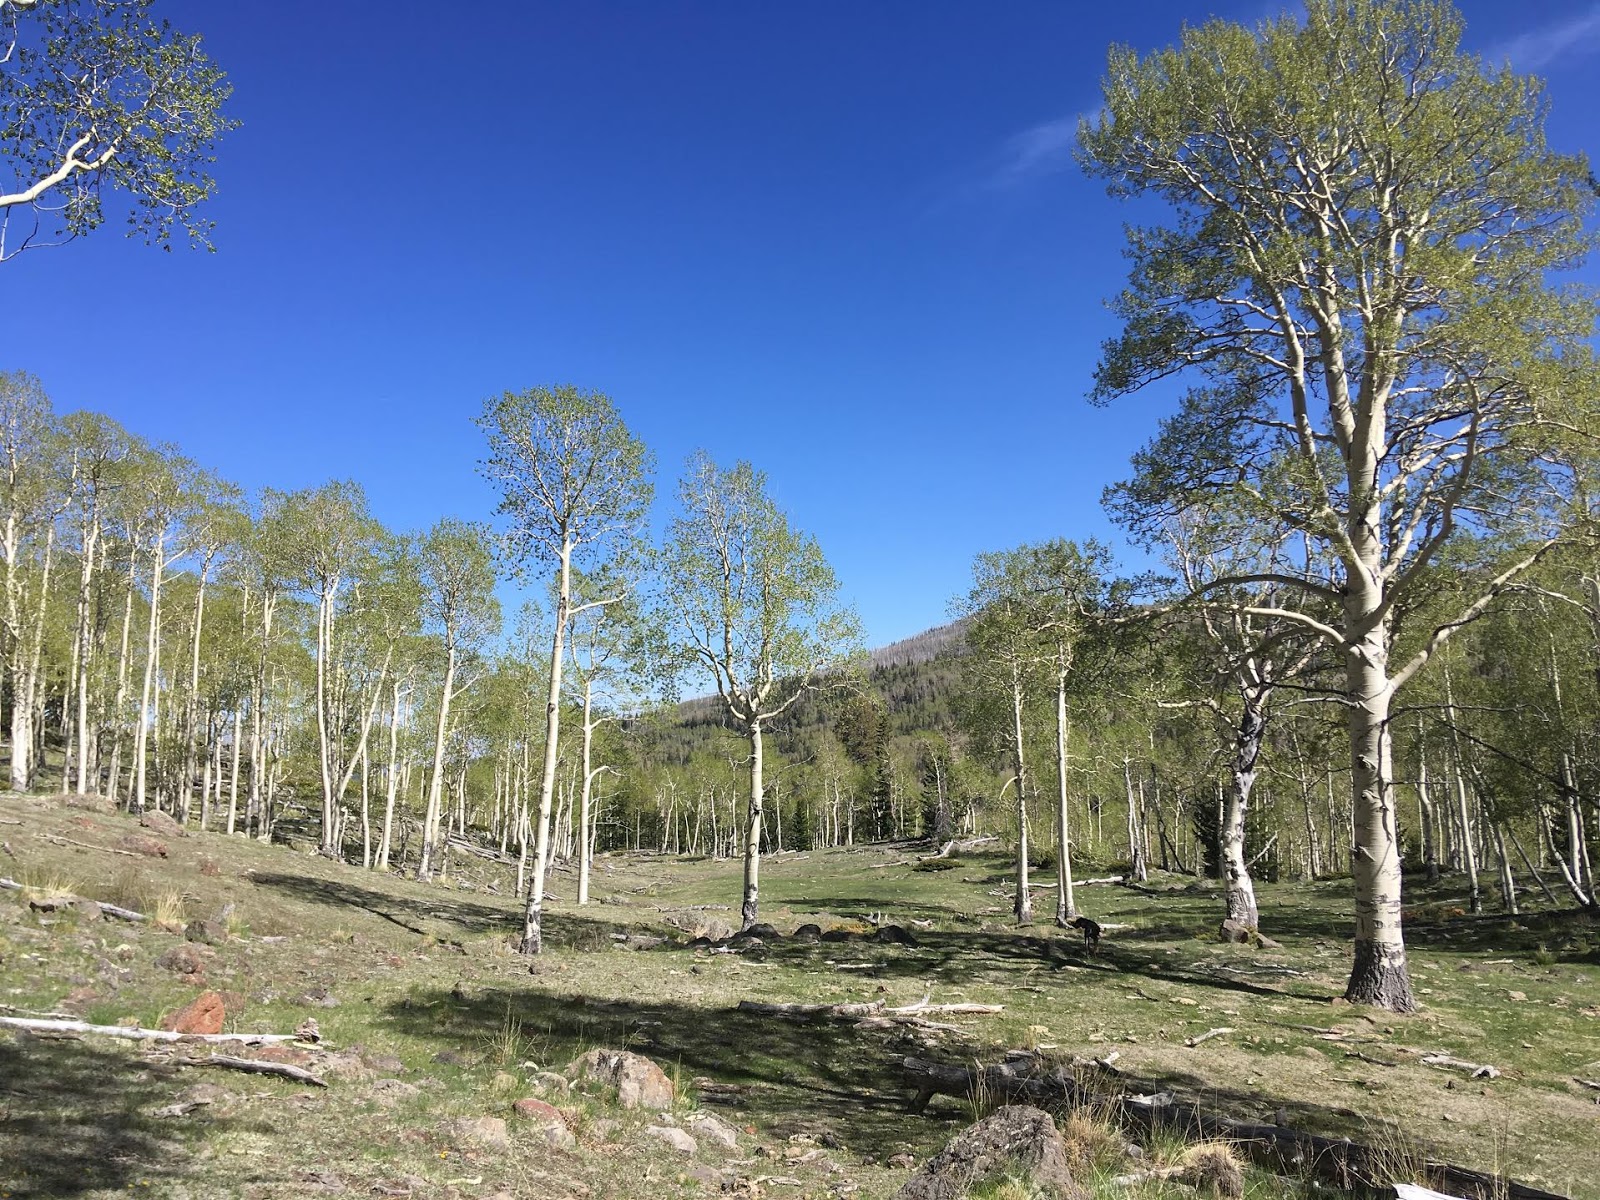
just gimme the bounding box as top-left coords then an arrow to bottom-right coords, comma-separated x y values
117,834 -> 169,858
156,944 -> 205,976
644,1124 -> 698,1154
432,1048 -> 474,1067
1218,918 -> 1281,949
1219,918 -> 1252,943
453,1116 -> 510,1149
819,928 -> 856,943
664,912 -> 733,942
744,922 -> 781,940
617,934 -> 666,951
888,1152 -> 917,1169
686,1111 -> 739,1149
792,923 -> 823,942
513,1098 -> 575,1147
160,990 -> 226,1036
685,1163 -> 724,1188
513,1097 -> 563,1121
893,1105 -> 1085,1200
534,1070 -> 570,1096
874,924 -> 918,947
369,1078 -> 420,1107
185,919 -> 227,945
362,1051 -> 404,1073
297,1019 -> 323,1043
569,1047 -> 675,1109
61,985 -> 99,1012
299,987 -> 340,1008
139,810 -> 185,837
26,895 -> 77,915
57,792 -> 113,813
199,859 -> 223,877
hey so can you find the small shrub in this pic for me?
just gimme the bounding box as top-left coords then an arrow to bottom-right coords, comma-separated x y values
1178,1141 -> 1244,1198
480,1005 -> 527,1067
151,889 -> 187,931
1057,1109 -> 1125,1176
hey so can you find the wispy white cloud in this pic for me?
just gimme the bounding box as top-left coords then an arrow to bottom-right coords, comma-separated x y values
1489,3 -> 1600,71
984,112 -> 1090,192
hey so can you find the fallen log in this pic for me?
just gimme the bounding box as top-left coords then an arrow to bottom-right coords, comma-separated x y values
900,1053 -> 1566,1200
36,833 -> 141,858
1420,1053 -> 1500,1080
737,997 -> 1000,1035
920,836 -> 999,861
891,1000 -> 1003,1016
1184,1026 -> 1234,1048
0,1016 -> 303,1046
739,999 -> 886,1020
445,838 -> 517,866
172,1053 -> 327,1088
0,878 -> 147,922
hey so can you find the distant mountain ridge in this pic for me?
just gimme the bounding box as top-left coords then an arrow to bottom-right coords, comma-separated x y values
868,618 -> 969,669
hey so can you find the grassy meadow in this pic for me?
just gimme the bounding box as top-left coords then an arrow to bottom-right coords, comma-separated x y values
1,790 -> 1597,1200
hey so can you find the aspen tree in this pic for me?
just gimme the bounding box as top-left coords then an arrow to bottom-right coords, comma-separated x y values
1080,0 -> 1600,1009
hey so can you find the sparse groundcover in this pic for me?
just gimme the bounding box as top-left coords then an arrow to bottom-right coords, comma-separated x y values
1,792 -> 1597,1199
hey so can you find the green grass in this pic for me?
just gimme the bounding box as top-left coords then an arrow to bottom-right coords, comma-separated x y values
2,790 -> 1597,1199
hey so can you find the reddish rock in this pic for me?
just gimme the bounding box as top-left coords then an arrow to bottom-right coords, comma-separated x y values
198,859 -> 222,878
160,990 -> 225,1036
513,1097 -> 564,1122
156,944 -> 205,976
117,834 -> 169,858
55,792 -> 113,813
138,810 -> 185,837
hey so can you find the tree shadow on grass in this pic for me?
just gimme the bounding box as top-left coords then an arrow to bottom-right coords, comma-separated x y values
247,871 -> 631,951
744,926 -> 1341,1003
384,983 -> 969,1158
0,1035 -> 222,1198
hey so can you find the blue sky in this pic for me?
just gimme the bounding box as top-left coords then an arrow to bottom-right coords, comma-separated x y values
9,1 -> 1600,648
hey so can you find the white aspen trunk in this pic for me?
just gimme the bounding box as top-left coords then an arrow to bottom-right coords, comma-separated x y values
1053,670 -> 1076,924
70,508 -> 101,792
1010,668 -> 1031,924
740,717 -> 765,929
360,737 -> 372,869
11,521 -> 55,793
1451,763 -> 1481,914
521,541 -> 571,956
1222,692 -> 1266,930
105,556 -> 138,805
1125,760 -> 1148,882
248,594 -> 275,840
417,644 -> 457,880
1416,752 -> 1440,884
578,681 -> 594,905
377,680 -> 403,870
314,584 -> 336,854
199,710 -> 214,830
1342,595 -> 1414,1010
132,530 -> 166,811
1490,818 -> 1518,915
179,557 -> 211,824
226,705 -> 242,835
